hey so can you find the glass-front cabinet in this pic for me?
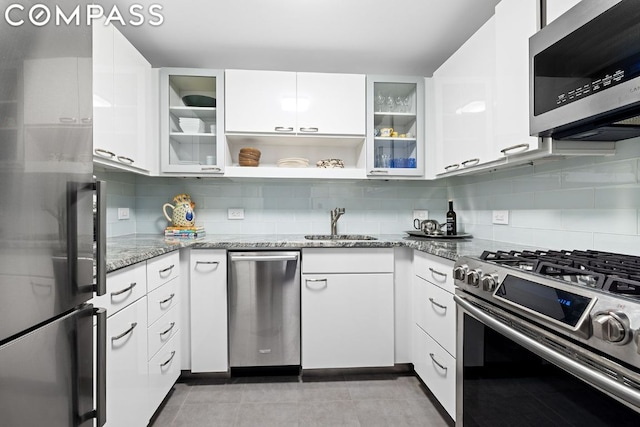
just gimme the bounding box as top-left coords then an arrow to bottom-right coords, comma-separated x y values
367,76 -> 424,177
160,68 -> 224,174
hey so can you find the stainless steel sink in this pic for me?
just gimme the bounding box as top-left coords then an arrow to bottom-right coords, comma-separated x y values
304,234 -> 378,241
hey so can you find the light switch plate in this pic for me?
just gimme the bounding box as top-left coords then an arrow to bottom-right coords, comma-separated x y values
413,210 -> 429,221
117,208 -> 130,220
228,208 -> 245,220
492,210 -> 509,225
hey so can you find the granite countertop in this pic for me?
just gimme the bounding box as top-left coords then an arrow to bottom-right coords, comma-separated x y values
106,233 -> 540,273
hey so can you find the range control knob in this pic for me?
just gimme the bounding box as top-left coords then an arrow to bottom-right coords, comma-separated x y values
466,269 -> 482,287
592,312 -> 629,344
453,265 -> 468,281
480,274 -> 498,292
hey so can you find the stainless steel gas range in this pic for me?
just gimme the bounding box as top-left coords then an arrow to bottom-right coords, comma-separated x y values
453,249 -> 640,426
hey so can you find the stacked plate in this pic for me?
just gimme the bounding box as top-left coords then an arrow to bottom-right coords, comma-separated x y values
179,117 -> 203,133
277,158 -> 309,168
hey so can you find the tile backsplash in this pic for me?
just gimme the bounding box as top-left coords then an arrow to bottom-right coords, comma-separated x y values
97,137 -> 640,256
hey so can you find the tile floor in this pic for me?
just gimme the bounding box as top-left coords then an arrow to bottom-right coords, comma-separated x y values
149,372 -> 454,427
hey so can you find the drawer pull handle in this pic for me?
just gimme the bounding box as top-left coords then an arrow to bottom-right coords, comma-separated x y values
159,264 -> 175,274
429,353 -> 448,372
160,351 -> 176,368
94,148 -> 115,158
429,297 -> 447,310
195,261 -> 219,265
500,143 -> 530,155
299,127 -> 319,133
461,158 -> 480,167
305,278 -> 328,289
444,163 -> 459,171
111,322 -> 137,342
110,282 -> 136,297
201,167 -> 222,172
159,322 -> 176,336
59,117 -> 77,123
159,293 -> 175,305
369,170 -> 389,174
274,126 -> 294,132
429,267 -> 447,278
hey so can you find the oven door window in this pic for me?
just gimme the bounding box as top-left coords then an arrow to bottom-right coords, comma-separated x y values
461,313 -> 640,426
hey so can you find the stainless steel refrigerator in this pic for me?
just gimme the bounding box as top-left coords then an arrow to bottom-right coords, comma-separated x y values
0,1 -> 106,425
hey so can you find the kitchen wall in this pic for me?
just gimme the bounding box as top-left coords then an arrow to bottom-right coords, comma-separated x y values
450,137 -> 640,256
97,137 -> 640,256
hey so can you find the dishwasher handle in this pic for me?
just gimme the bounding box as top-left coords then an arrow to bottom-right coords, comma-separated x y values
229,254 -> 299,262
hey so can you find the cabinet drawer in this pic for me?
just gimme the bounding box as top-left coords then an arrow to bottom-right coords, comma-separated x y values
147,278 -> 179,326
146,251 -> 180,292
94,263 -> 146,318
302,248 -> 394,274
147,305 -> 180,361
413,276 -> 456,356
414,250 -> 454,293
148,331 -> 180,416
413,325 -> 456,419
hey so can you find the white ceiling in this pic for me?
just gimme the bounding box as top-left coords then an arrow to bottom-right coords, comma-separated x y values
108,0 -> 501,76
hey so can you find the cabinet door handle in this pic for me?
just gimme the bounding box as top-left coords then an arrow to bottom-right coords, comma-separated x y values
117,155 -> 134,164
59,117 -> 77,123
500,143 -> 530,155
429,297 -> 448,310
429,353 -> 448,372
110,282 -> 137,297
81,118 -> 92,124
94,148 -> 115,159
159,322 -> 176,336
429,267 -> 447,279
305,278 -> 328,289
274,126 -> 294,132
444,163 -> 459,171
159,293 -> 175,305
461,158 -> 480,167
299,127 -> 319,133
111,322 -> 137,342
160,351 -> 176,368
369,169 -> 389,174
201,167 -> 222,172
159,264 -> 175,274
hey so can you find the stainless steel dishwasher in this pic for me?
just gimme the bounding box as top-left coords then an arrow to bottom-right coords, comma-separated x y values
228,251 -> 301,367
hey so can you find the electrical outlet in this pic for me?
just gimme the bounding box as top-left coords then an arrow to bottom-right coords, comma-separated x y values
413,210 -> 429,221
228,208 -> 245,220
492,210 -> 509,225
117,208 -> 130,220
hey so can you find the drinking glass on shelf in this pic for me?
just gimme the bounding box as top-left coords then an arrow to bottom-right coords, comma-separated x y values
375,92 -> 385,112
386,95 -> 395,112
395,96 -> 404,113
403,96 -> 411,113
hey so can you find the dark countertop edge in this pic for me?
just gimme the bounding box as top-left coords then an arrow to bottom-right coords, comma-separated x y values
105,234 -> 538,273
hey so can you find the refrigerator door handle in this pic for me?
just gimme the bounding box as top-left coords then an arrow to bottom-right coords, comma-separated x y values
95,307 -> 107,426
94,180 -> 107,296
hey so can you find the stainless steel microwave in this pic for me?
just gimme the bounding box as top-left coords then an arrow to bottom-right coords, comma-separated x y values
530,0 -> 640,141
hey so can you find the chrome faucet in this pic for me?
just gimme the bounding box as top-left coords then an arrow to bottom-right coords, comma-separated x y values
330,207 -> 345,235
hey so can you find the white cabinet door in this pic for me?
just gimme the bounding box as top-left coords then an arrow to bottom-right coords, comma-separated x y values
296,72 -> 365,135
104,297 -> 149,427
225,69 -> 297,133
301,272 -> 394,369
112,26 -> 150,170
434,17 -> 495,175
92,21 -> 115,159
148,331 -> 181,418
190,250 -> 228,373
493,0 -> 540,159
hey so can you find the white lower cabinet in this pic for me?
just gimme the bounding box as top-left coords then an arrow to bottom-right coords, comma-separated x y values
104,296 -> 149,427
189,249 -> 228,373
301,248 -> 394,369
148,331 -> 181,417
412,250 -> 456,420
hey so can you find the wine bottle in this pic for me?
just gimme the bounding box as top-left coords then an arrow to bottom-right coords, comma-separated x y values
446,200 -> 457,235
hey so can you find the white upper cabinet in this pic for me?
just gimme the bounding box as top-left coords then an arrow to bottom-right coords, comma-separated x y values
296,72 -> 365,136
225,69 -> 365,136
492,0 -> 540,158
225,70 -> 297,134
92,20 -> 152,173
433,16 -> 495,175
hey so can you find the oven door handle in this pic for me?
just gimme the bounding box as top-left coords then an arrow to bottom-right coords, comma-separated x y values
454,294 -> 640,410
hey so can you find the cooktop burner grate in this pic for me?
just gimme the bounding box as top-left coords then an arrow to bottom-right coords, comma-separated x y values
480,249 -> 640,296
